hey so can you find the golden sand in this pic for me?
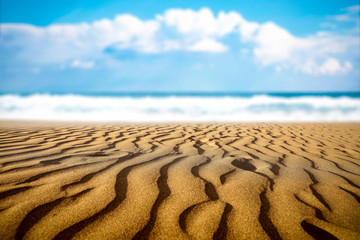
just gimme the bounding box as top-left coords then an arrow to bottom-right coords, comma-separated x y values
0,121 -> 359,240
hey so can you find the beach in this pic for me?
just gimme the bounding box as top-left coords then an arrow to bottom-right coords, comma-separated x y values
0,121 -> 359,240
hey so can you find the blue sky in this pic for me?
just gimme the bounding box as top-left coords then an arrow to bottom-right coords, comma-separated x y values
1,0 -> 359,92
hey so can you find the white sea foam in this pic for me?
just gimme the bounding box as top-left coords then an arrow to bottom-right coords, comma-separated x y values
0,94 -> 359,122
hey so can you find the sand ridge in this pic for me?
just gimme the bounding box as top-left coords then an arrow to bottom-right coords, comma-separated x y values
0,122 -> 359,239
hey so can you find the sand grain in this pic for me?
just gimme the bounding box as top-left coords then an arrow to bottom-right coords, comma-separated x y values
0,122 -> 359,239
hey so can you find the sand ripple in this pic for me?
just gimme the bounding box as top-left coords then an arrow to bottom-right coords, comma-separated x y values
0,122 -> 359,239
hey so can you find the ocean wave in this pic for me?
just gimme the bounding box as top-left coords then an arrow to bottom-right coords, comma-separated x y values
0,94 -> 359,122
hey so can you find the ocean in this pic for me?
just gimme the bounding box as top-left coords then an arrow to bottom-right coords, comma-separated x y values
0,92 -> 359,122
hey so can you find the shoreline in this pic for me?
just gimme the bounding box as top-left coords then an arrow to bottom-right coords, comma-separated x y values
1,119 -> 359,127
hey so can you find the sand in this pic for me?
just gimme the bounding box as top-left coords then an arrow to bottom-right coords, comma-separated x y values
0,121 -> 359,240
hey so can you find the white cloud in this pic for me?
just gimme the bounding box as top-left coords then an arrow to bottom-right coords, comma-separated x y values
343,5 -> 360,14
161,40 -> 181,51
253,22 -> 298,65
334,14 -> 351,22
71,59 -> 94,69
251,22 -> 357,75
0,15 -> 160,65
0,7 -> 358,75
238,19 -> 260,41
158,8 -> 241,37
318,58 -> 352,74
332,4 -> 360,22
88,15 -> 159,51
187,38 -> 228,52
158,8 -> 260,42
298,58 -> 353,75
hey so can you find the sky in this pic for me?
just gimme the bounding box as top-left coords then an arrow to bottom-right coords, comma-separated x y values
0,0 -> 359,93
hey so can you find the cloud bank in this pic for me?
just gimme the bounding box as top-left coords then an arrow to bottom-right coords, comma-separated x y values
1,7 -> 359,75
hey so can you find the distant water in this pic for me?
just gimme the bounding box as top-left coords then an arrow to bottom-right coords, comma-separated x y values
0,92 -> 359,122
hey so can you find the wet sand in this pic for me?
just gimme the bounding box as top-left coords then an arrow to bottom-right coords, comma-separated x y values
0,121 -> 359,239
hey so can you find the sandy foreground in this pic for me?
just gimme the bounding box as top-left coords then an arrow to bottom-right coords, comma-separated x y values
0,121 -> 359,240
